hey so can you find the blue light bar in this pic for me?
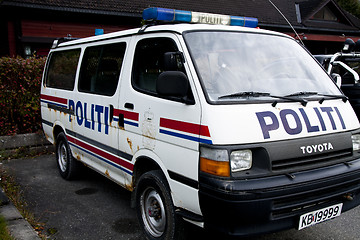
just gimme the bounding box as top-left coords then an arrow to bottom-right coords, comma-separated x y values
142,7 -> 258,28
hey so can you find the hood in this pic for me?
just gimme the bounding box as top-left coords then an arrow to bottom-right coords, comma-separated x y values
201,100 -> 360,145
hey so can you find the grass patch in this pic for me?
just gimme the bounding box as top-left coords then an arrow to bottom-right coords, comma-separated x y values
0,167 -> 46,239
0,215 -> 14,240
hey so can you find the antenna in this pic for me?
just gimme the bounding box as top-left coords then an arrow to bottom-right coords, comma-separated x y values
267,0 -> 304,46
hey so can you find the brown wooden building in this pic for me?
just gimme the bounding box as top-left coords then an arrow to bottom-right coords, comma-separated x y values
1,0 -> 360,57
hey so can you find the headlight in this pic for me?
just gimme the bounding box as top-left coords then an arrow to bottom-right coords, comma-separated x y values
200,147 -> 253,177
200,147 -> 230,177
352,134 -> 360,151
230,150 -> 252,172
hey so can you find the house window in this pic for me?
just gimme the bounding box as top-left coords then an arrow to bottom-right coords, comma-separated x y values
312,6 -> 337,21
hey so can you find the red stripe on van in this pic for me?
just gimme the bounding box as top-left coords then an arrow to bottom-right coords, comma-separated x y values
67,135 -> 134,172
40,94 -> 68,105
160,118 -> 211,137
113,109 -> 139,121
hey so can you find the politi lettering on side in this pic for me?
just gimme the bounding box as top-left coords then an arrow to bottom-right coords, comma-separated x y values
300,142 -> 334,154
256,107 -> 346,139
69,99 -> 110,135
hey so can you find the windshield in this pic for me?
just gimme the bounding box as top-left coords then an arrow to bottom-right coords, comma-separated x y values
184,31 -> 341,103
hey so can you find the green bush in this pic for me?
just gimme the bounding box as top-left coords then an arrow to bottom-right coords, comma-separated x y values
0,57 -> 46,136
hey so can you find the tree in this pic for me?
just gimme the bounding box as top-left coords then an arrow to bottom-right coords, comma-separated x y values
336,0 -> 360,19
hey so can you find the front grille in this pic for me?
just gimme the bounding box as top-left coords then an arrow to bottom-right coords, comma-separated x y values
272,149 -> 353,173
271,176 -> 360,220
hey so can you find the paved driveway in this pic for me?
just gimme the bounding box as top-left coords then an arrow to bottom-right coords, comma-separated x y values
2,154 -> 360,240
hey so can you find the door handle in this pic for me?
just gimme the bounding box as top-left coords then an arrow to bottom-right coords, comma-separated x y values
124,102 -> 134,110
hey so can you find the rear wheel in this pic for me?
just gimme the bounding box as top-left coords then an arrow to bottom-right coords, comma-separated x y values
135,170 -> 185,240
55,132 -> 79,180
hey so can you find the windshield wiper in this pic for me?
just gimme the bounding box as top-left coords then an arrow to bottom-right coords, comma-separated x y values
285,91 -> 348,103
218,91 -> 308,106
218,91 -> 271,99
318,94 -> 348,103
285,91 -> 318,97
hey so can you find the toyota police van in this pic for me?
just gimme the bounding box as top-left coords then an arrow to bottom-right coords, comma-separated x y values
41,7 -> 360,239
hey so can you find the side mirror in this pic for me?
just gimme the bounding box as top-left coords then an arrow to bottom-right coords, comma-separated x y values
331,73 -> 342,87
157,71 -> 194,104
343,38 -> 355,53
355,39 -> 360,52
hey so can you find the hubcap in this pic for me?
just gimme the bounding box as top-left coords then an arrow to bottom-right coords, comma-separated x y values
58,142 -> 68,172
140,187 -> 166,237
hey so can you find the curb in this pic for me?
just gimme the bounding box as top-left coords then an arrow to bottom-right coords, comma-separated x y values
0,188 -> 41,240
0,132 -> 54,159
0,133 -> 50,240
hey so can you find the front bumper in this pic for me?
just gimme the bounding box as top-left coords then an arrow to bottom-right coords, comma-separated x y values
199,158 -> 360,236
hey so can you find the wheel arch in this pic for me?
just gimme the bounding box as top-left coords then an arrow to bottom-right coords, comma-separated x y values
53,124 -> 65,143
130,154 -> 170,208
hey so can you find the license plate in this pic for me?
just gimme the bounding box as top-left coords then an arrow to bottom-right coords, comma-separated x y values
298,203 -> 343,230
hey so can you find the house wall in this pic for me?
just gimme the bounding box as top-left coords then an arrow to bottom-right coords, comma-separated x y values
21,19 -> 127,38
0,6 -> 138,57
1,4 -> 359,57
19,19 -> 132,56
282,32 -> 359,54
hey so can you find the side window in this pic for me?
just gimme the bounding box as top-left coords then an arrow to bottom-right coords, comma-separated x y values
78,42 -> 126,96
132,38 -> 183,94
45,49 -> 81,90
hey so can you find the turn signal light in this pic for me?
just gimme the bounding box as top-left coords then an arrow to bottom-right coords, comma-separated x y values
200,157 -> 230,177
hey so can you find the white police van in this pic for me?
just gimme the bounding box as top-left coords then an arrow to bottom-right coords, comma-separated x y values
41,7 -> 360,239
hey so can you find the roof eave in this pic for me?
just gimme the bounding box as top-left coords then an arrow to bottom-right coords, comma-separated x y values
0,1 -> 142,18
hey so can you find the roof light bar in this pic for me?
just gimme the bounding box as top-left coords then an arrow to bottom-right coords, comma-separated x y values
143,7 -> 258,28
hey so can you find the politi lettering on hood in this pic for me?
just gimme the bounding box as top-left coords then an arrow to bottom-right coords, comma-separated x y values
256,107 -> 346,139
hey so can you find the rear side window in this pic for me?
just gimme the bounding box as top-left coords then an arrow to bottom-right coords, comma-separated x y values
45,49 -> 81,90
78,42 -> 126,96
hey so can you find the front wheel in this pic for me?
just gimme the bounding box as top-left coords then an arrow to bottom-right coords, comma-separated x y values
55,132 -> 79,180
135,170 -> 185,240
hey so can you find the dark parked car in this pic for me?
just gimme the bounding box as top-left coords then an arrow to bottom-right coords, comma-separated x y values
315,39 -> 360,119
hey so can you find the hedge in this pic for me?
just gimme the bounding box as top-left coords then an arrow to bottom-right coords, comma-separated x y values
0,57 -> 46,136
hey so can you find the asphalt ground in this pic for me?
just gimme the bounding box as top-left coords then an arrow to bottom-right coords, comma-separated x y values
1,154 -> 360,240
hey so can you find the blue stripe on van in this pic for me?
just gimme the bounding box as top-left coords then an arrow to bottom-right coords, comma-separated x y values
68,141 -> 133,175
159,129 -> 213,144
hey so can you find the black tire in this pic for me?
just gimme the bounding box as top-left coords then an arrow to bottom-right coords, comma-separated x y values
135,170 -> 185,240
55,132 -> 79,180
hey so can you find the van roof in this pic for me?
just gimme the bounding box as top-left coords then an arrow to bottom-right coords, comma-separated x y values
56,23 -> 290,49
